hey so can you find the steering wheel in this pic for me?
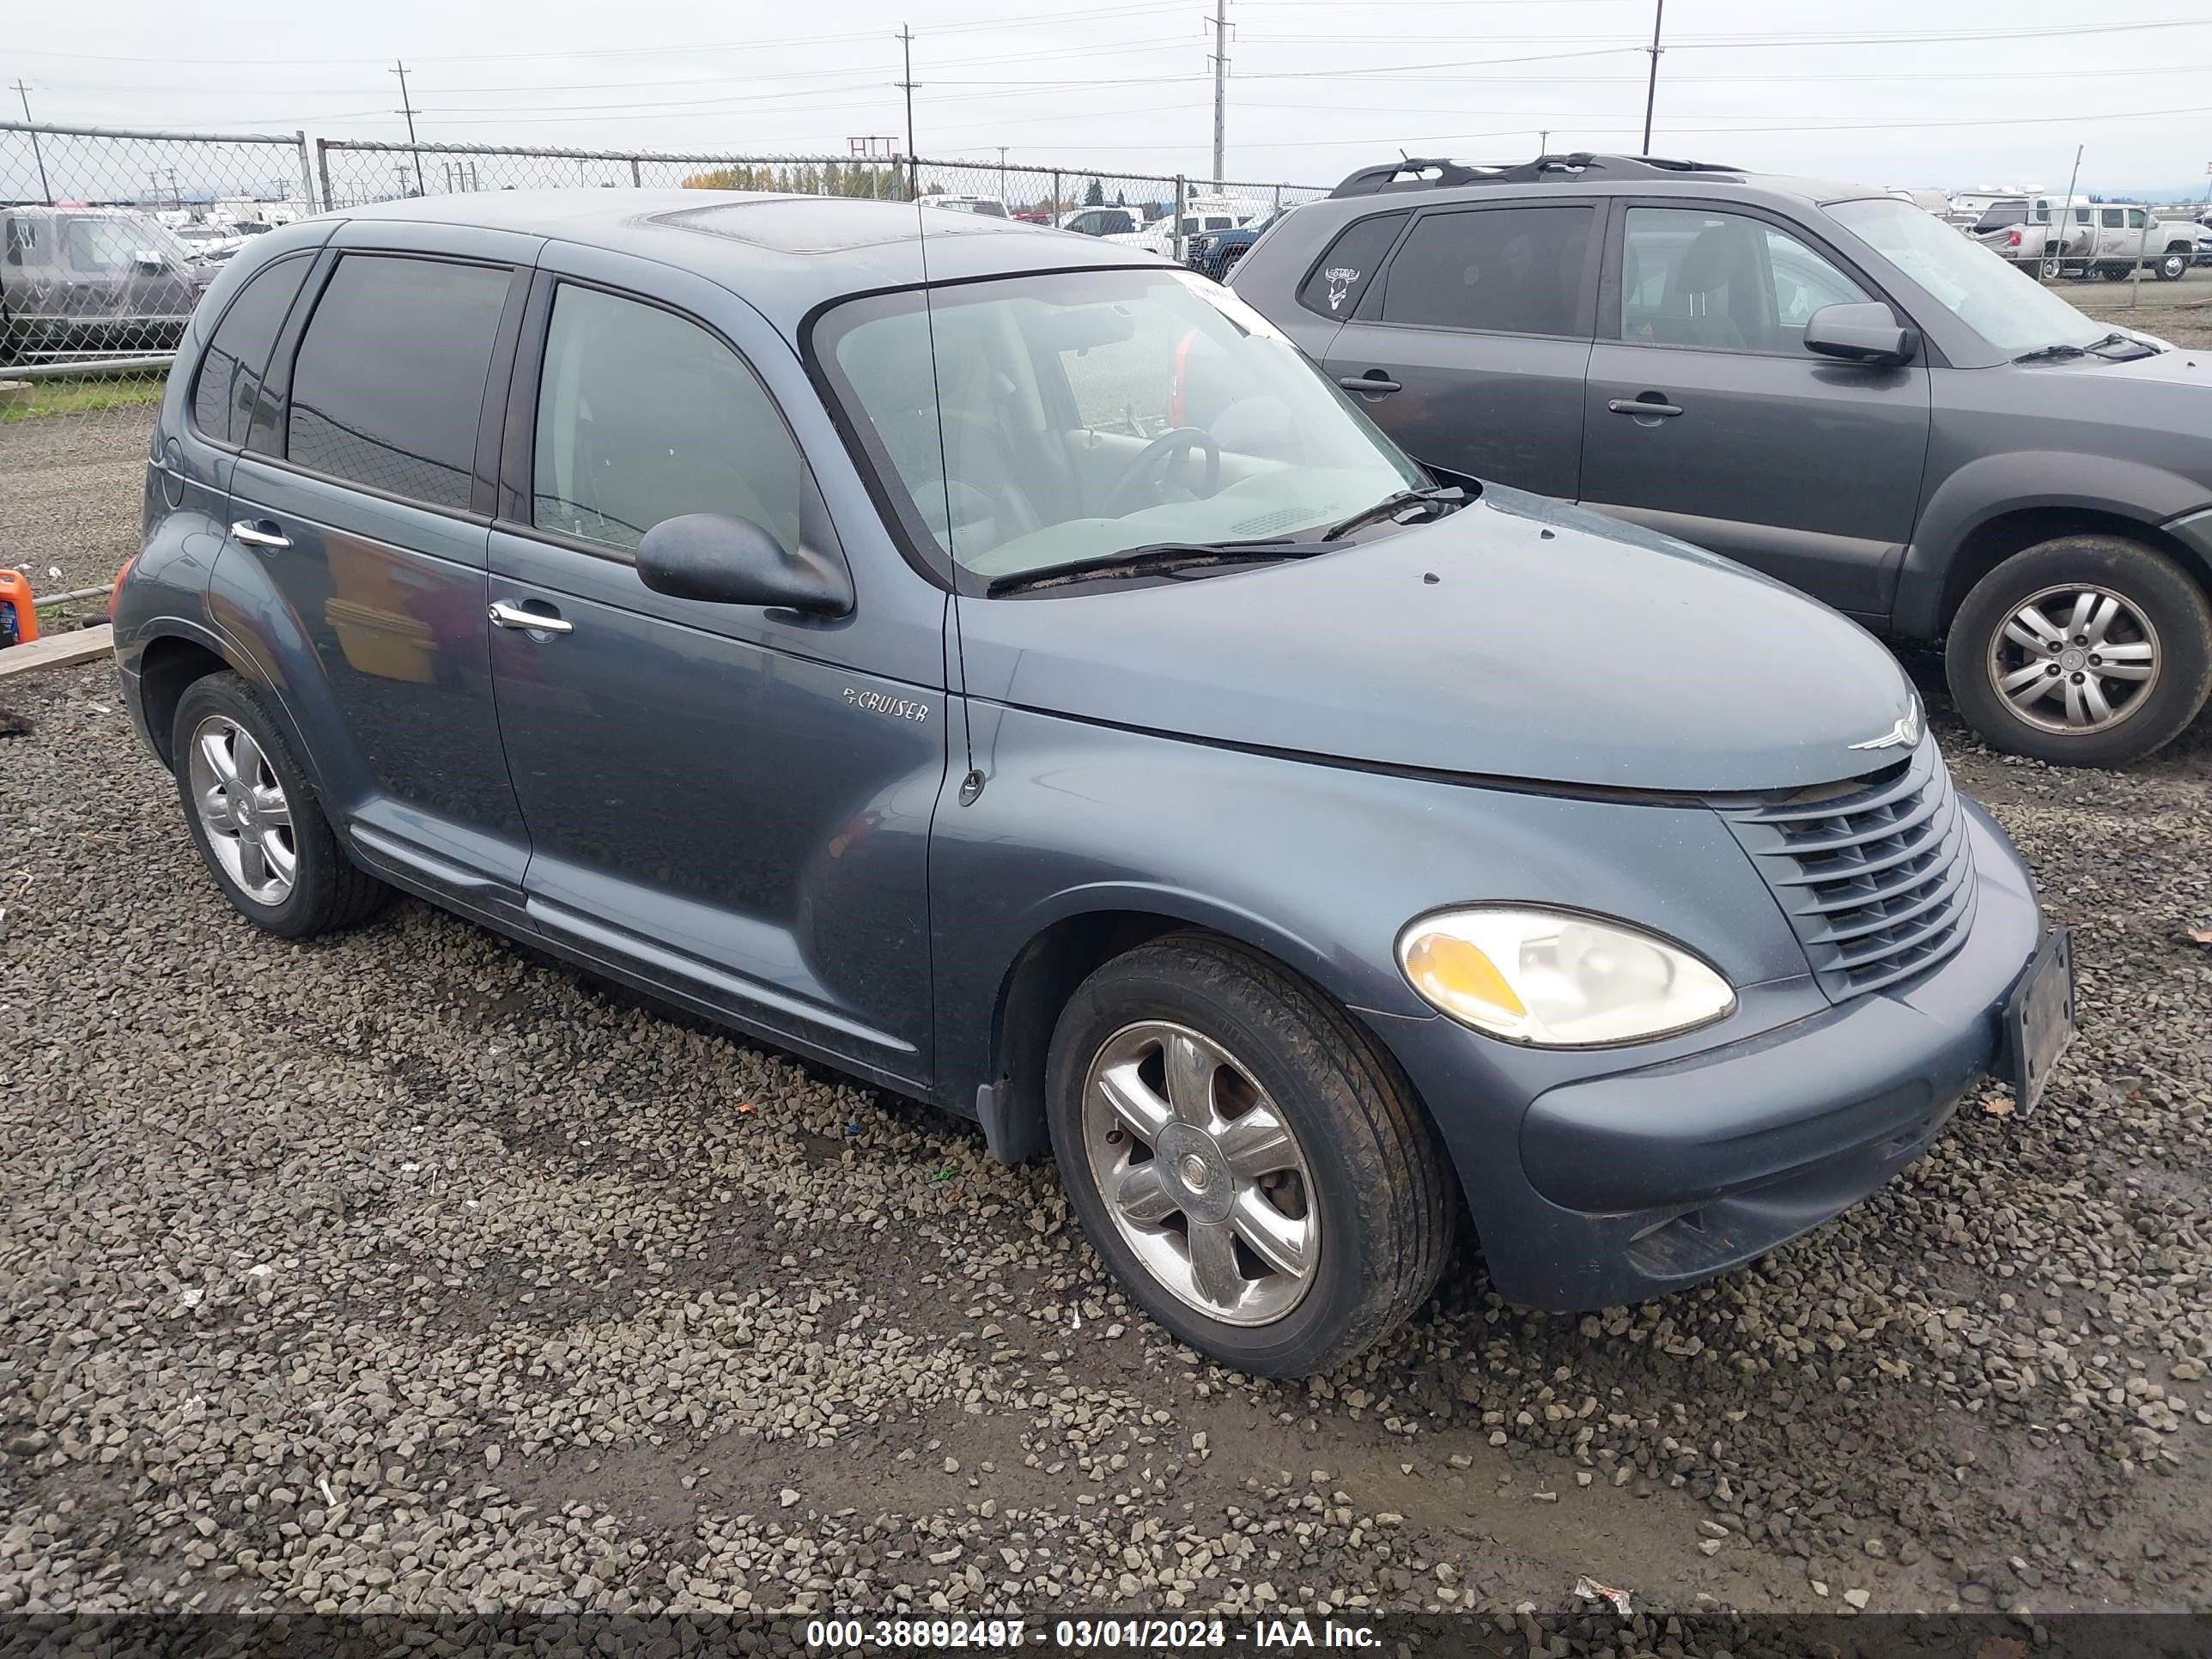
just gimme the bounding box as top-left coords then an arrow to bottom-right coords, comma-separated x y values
1100,427 -> 1222,517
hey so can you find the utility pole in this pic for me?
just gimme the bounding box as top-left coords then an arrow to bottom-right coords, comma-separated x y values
897,26 -> 919,198
1639,0 -> 1664,155
10,81 -> 52,206
391,61 -> 426,197
1539,128 -> 1550,157
1209,0 -> 1230,186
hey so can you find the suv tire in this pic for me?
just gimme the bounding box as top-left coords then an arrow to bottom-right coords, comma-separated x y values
172,672 -> 395,938
1946,536 -> 2212,766
1044,933 -> 1453,1377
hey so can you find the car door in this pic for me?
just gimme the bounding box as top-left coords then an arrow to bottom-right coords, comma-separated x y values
1579,202 -> 1931,622
1322,199 -> 1599,499
483,246 -> 947,1089
219,223 -> 539,918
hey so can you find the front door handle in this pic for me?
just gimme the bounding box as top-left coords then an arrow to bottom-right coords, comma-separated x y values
231,519 -> 291,550
1337,372 -> 1403,396
1607,397 -> 1683,418
489,599 -> 573,635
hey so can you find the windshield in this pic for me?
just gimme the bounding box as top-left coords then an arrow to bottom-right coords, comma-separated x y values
1827,196 -> 2104,355
816,266 -> 1425,583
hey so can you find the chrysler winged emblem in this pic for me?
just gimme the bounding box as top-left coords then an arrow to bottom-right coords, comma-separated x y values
1850,704 -> 1922,751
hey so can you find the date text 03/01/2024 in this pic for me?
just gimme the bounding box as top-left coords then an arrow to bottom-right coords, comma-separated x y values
801,1616 -> 1383,1649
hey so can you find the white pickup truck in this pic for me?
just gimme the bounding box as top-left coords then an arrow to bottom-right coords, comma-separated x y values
1978,195 -> 2198,282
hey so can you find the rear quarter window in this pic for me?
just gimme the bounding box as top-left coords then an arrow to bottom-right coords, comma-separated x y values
1296,211 -> 1408,321
189,253 -> 313,447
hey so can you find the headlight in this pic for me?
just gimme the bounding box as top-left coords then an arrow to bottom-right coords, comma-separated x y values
1396,906 -> 1735,1047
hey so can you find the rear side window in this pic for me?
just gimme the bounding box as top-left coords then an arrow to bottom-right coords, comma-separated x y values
189,254 -> 312,447
1297,211 -> 1407,320
531,283 -> 803,556
286,254 -> 511,512
1378,205 -> 1593,337
2,216 -> 36,265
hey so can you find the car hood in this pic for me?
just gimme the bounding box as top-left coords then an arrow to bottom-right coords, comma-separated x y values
956,487 -> 1919,793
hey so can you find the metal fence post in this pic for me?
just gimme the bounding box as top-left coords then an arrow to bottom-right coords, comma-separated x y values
315,137 -> 334,213
295,130 -> 319,213
631,158 -> 642,186
1051,167 -> 1061,223
1173,173 -> 1185,263
1273,183 -> 1282,211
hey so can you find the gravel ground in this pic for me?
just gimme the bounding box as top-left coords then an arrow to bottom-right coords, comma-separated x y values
0,410 -> 151,617
3,653 -> 2209,1637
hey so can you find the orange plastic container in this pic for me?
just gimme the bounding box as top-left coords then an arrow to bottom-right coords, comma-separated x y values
0,568 -> 40,647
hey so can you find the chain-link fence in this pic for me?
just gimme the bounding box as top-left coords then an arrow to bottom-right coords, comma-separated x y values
313,139 -> 1331,278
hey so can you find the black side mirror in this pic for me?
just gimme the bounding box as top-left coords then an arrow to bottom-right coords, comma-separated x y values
634,514 -> 854,616
1804,301 -> 1919,368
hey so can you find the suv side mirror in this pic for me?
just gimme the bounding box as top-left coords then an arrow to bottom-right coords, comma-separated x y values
635,514 -> 854,616
1804,301 -> 1919,368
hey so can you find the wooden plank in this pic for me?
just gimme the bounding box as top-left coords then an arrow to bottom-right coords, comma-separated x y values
0,623 -> 113,679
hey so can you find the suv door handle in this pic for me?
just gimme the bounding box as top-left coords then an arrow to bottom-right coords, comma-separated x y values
230,519 -> 291,550
1607,398 -> 1683,418
489,599 -> 573,635
1337,373 -> 1402,396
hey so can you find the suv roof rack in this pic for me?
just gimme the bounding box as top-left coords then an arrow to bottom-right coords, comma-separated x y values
1328,152 -> 1747,199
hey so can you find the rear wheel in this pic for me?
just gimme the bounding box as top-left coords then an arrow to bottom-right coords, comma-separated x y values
1045,934 -> 1453,1377
2098,263 -> 2130,282
1945,537 -> 2212,766
172,672 -> 395,937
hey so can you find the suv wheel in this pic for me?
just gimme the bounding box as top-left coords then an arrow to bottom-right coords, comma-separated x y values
1045,934 -> 1452,1377
2156,247 -> 2190,282
173,672 -> 395,937
1946,537 -> 2212,766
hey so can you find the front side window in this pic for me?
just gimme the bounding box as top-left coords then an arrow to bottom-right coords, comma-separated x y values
532,284 -> 801,556
2126,209 -> 2147,229
190,253 -> 313,447
286,254 -> 511,512
817,267 -> 1423,584
1620,208 -> 1869,355
64,218 -> 144,275
1379,205 -> 1593,337
1826,195 -> 2106,356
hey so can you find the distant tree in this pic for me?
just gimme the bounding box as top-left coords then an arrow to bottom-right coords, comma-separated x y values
1084,177 -> 1105,206
1115,188 -> 1127,206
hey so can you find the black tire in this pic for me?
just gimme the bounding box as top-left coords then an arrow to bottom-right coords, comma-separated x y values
2156,247 -> 2190,282
170,671 -> 395,938
1945,536 -> 2212,767
1044,933 -> 1454,1377
2098,264 -> 2130,282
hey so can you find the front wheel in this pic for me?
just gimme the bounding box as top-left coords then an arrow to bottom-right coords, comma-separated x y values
1945,537 -> 2212,766
1045,935 -> 1454,1377
2155,247 -> 2190,282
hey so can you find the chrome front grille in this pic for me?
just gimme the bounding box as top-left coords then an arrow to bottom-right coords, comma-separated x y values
1712,740 -> 1978,1001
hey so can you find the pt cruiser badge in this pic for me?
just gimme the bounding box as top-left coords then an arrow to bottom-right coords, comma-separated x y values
1850,705 -> 1923,751
844,687 -> 930,723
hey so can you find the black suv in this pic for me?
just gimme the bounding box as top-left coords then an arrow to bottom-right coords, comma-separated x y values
1231,154 -> 2212,765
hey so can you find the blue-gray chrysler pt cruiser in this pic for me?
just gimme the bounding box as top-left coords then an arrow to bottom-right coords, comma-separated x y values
116,191 -> 2075,1376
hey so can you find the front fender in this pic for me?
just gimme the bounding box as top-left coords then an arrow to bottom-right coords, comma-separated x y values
929,700 -> 1818,1120
1896,449 -> 2212,638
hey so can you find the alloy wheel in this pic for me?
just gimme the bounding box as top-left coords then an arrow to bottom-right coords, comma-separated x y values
1987,583 -> 2161,735
185,714 -> 298,904
1080,1020 -> 1318,1327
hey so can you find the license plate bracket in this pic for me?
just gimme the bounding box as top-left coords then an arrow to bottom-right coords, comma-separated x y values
2001,927 -> 2075,1115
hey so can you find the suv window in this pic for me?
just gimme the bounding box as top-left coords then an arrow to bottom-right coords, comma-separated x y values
1296,211 -> 1407,320
1379,205 -> 1592,337
1620,208 -> 1869,355
190,254 -> 313,447
286,255 -> 511,512
532,283 -> 802,556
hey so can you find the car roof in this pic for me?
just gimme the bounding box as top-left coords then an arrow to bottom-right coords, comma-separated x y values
322,188 -> 1172,334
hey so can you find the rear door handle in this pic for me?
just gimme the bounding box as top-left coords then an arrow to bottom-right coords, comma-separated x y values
489,599 -> 573,635
1337,373 -> 1402,396
1607,398 -> 1683,418
230,519 -> 291,550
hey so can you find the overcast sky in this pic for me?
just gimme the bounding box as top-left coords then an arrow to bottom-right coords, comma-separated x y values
10,0 -> 2212,198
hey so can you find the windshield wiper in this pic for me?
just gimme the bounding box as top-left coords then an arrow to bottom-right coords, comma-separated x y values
2015,331 -> 2142,365
1320,484 -> 1470,543
987,540 -> 1310,596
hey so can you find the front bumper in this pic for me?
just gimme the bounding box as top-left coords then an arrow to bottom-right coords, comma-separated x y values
1371,800 -> 2046,1312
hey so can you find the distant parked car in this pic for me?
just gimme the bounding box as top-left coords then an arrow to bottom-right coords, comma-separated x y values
1185,205 -> 1294,282
0,205 -> 218,361
1232,152 -> 2212,764
919,193 -> 1009,219
1981,195 -> 2197,282
1057,205 -> 1142,239
1115,194 -> 1265,257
